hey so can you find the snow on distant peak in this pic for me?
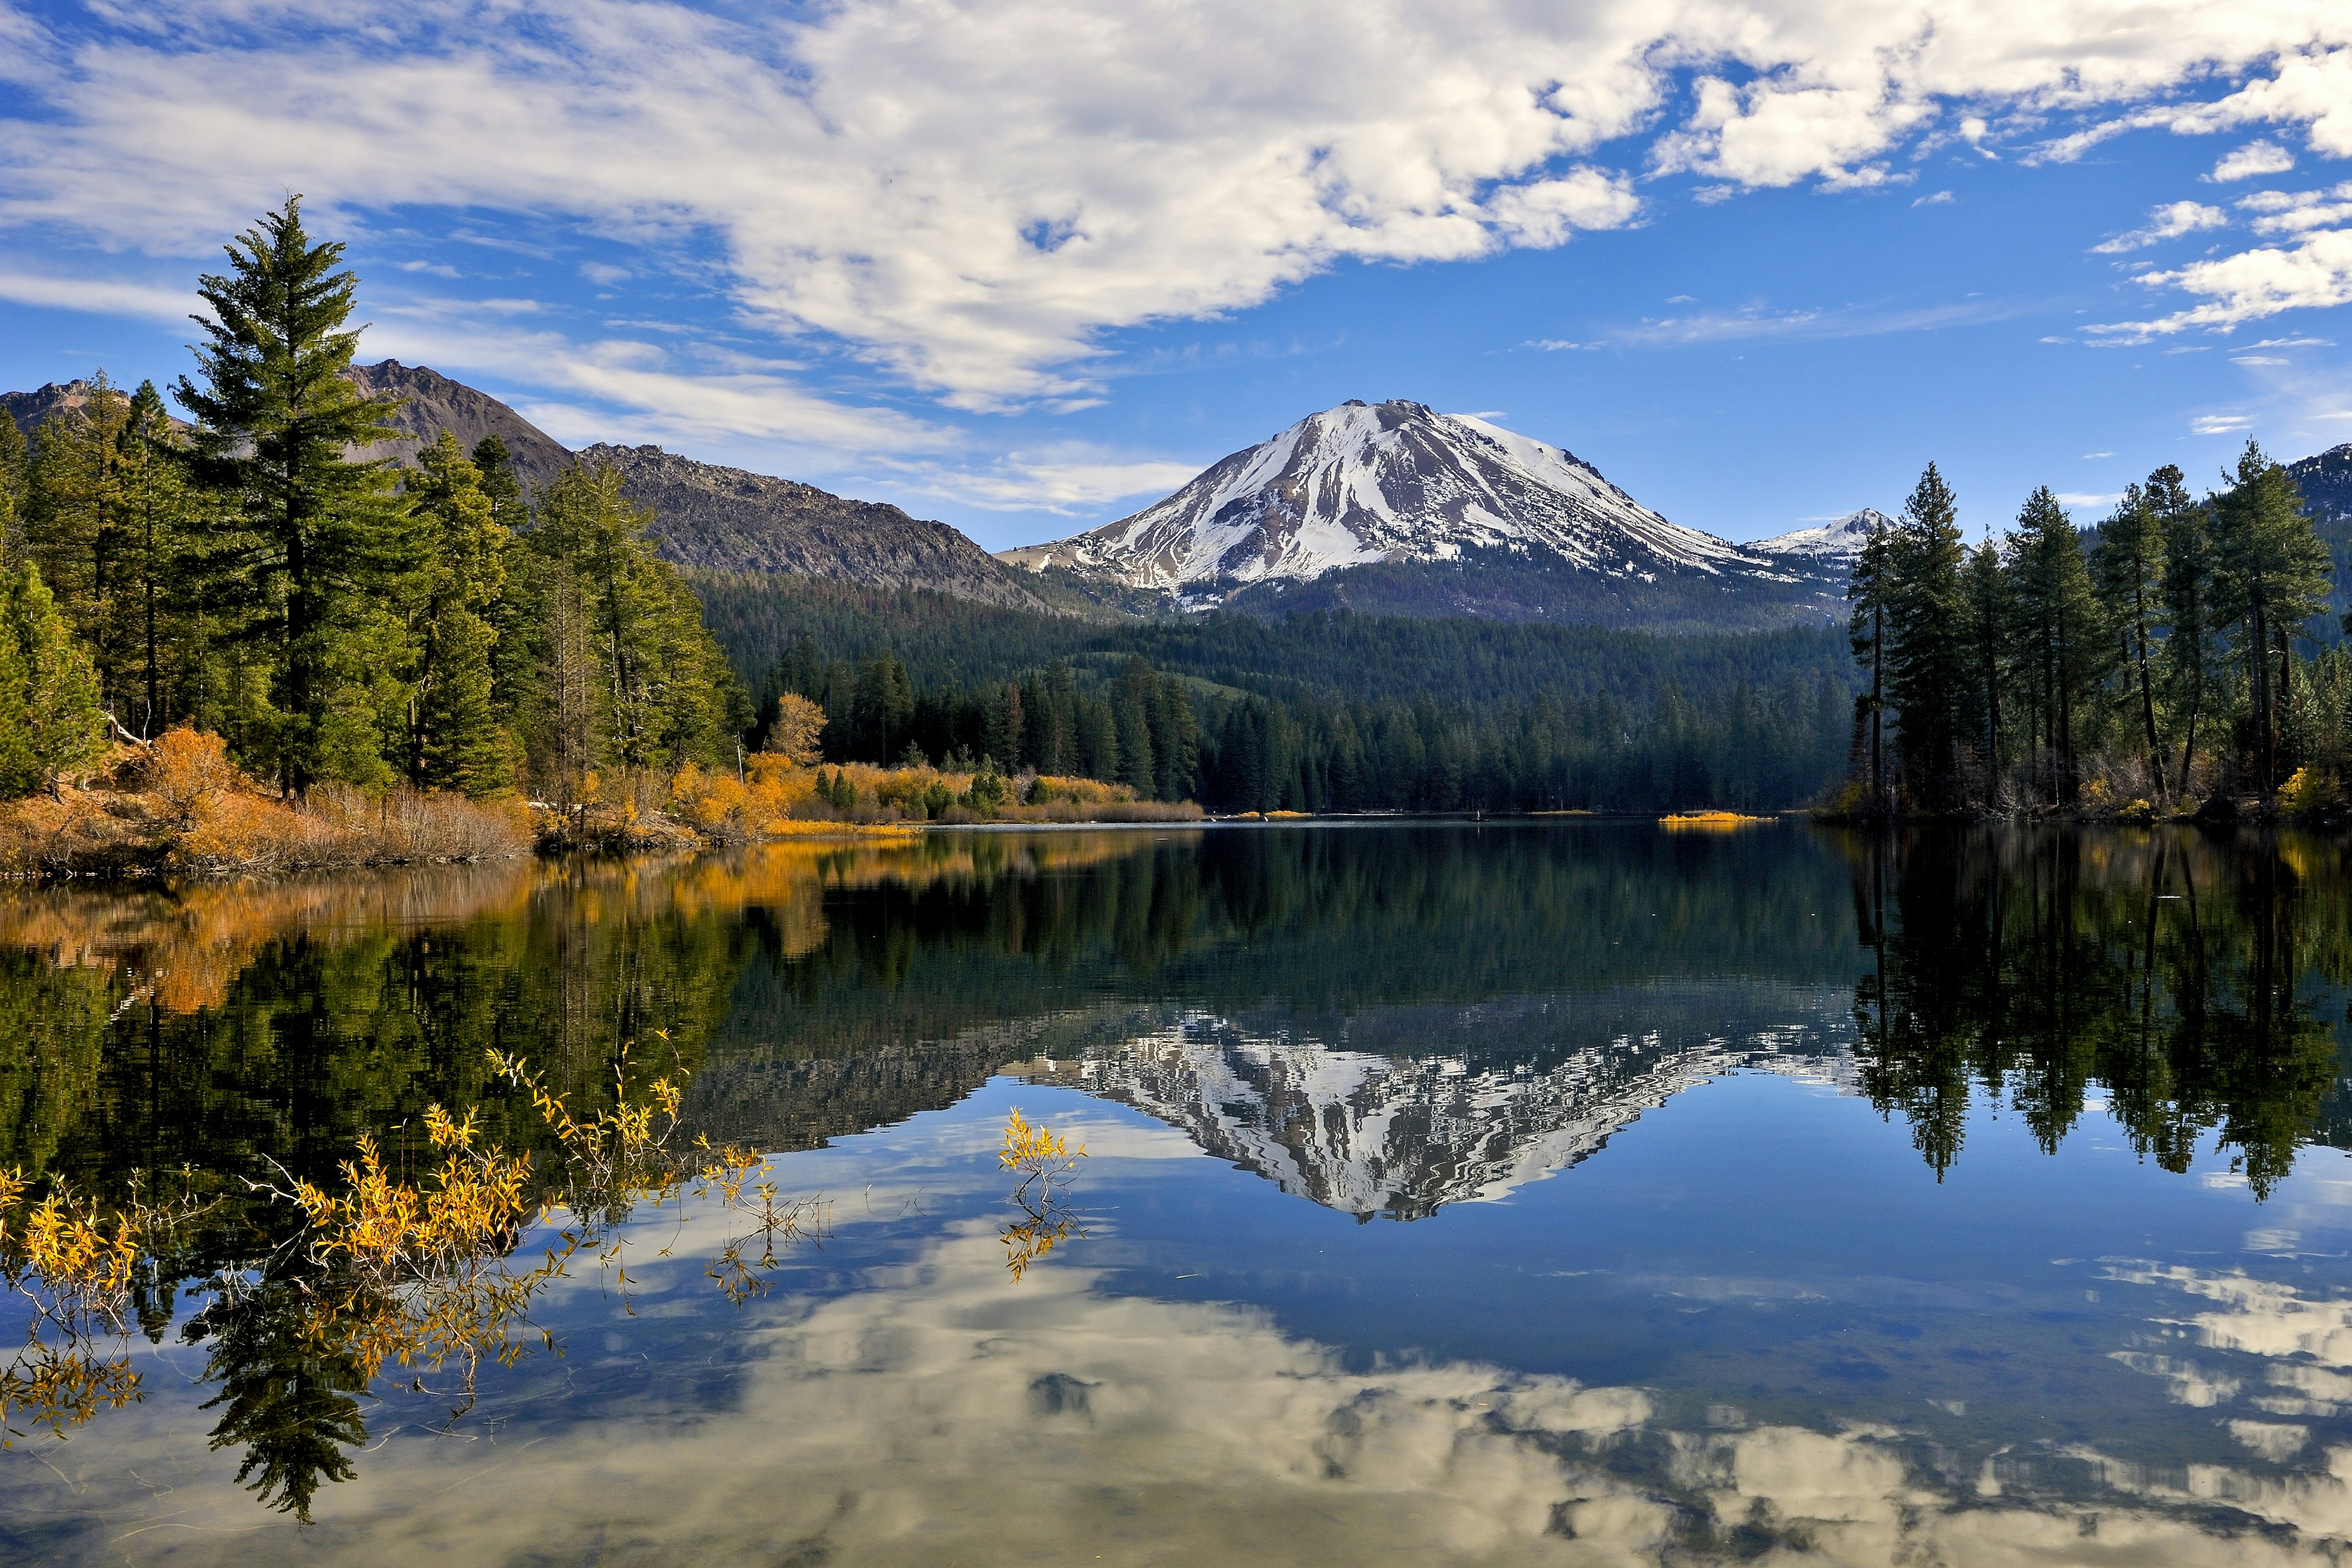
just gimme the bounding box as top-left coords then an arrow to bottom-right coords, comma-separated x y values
999,399 -> 1774,594
1752,509 -> 1891,567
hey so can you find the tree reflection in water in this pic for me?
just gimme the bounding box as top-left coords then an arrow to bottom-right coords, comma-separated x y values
3,824 -> 2352,1539
1848,829 -> 2348,1194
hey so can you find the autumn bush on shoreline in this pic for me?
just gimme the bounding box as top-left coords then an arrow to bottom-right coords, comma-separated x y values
0,728 -> 530,876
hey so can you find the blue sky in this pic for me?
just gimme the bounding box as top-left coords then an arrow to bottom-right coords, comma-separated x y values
2,1 -> 2350,552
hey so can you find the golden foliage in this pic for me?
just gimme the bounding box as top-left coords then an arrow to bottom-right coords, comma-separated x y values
282,1110 -> 545,1392
273,1044 -> 822,1417
2280,767 -> 2337,816
0,1167 -> 208,1446
1000,1210 -> 1081,1283
0,725 -> 532,876
998,1108 -> 1087,1281
1660,811 -> 1769,831
762,693 -> 828,766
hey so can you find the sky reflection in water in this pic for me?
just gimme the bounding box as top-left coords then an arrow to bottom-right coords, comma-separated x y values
6,823 -> 2352,1564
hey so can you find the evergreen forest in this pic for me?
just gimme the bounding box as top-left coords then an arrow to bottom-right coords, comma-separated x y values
1846,452 -> 2344,815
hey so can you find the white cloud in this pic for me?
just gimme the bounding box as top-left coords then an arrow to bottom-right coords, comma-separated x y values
2091,200 -> 2228,254
914,451 -> 1205,513
1610,297 -> 2019,347
0,270 -> 190,322
0,4 -> 2348,412
2056,491 -> 2122,506
2234,354 -> 2289,364
1523,338 -> 1591,350
2195,412 -> 2254,434
2098,228 -> 2352,339
1913,190 -> 1955,206
2237,182 -> 2352,235
2209,140 -> 2296,181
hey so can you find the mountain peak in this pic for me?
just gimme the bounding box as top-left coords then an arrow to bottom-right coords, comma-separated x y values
1752,509 -> 1893,568
1000,399 -> 1769,599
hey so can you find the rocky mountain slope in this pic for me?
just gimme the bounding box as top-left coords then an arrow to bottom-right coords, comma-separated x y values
1001,399 -> 1847,631
573,442 -> 1054,609
3,379 -> 191,436
344,360 -> 575,492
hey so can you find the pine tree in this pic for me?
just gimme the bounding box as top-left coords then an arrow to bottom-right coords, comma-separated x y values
2092,481 -> 2169,795
1962,539 -> 2010,807
2154,469 -> 2218,797
26,371 -> 133,706
405,432 -> 512,797
173,196 -> 404,794
1847,514 -> 1894,811
2010,488 -> 2101,805
1152,673 -> 1201,801
0,410 -> 26,565
471,433 -> 535,741
2207,439 -> 2330,799
0,561 -> 105,796
119,382 -> 198,739
516,462 -> 740,794
1112,655 -> 1158,794
1886,464 -> 1970,809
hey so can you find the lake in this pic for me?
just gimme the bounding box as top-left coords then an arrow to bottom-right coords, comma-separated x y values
5,822 -> 2352,1564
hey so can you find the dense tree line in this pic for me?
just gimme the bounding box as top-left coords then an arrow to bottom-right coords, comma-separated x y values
0,199 -> 741,803
756,636 -> 1849,812
1847,447 -> 2335,813
696,569 -> 1854,708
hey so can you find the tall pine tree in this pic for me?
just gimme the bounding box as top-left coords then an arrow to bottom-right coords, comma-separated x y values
2092,481 -> 2169,794
173,196 -> 404,794
1886,464 -> 1969,809
2207,439 -> 2329,799
405,432 -> 512,797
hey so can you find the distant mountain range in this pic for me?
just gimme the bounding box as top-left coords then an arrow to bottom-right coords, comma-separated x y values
17,366 -> 2343,636
3,363 -> 1055,613
1000,400 -> 1850,631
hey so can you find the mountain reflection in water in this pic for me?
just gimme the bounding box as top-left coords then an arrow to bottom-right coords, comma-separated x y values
5,822 -> 2352,1562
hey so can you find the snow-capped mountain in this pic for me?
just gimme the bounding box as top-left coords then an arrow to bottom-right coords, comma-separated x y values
998,400 -> 1844,630
1004,399 -> 1766,590
1752,508 -> 1891,570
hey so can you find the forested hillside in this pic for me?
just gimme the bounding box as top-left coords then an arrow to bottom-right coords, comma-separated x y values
0,198 -> 743,810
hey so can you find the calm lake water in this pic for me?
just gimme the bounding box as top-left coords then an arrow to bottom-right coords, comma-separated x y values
6,822 -> 2352,1564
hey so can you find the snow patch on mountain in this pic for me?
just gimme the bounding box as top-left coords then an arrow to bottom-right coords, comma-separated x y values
1752,509 -> 1889,569
1000,399 -> 1783,595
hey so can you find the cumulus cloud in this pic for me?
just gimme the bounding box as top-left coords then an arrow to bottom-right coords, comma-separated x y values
2097,229 -> 2352,339
2211,140 -> 2297,181
2239,182 -> 2352,236
2092,200 -> 2229,254
0,1 -> 2347,416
